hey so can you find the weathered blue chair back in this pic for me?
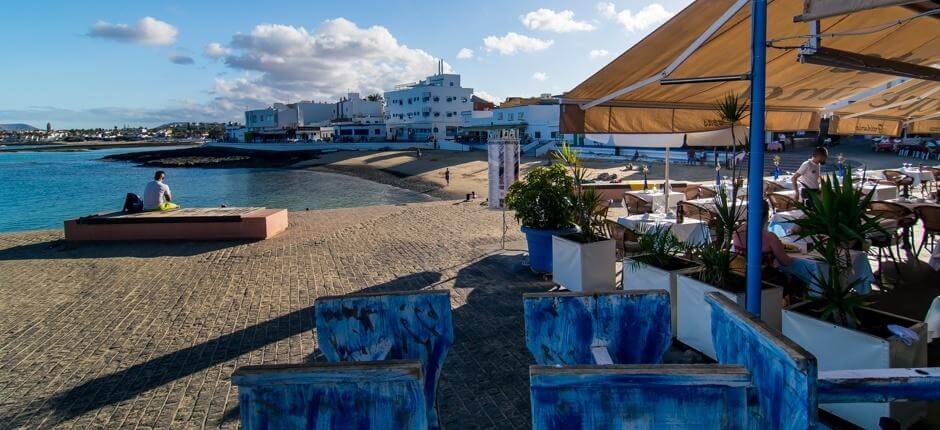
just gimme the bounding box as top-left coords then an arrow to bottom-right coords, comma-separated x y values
524,290 -> 671,365
233,361 -> 428,430
706,292 -> 818,430
530,364 -> 750,429
315,290 -> 453,429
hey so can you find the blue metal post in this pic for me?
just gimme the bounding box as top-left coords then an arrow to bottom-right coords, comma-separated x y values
745,0 -> 767,316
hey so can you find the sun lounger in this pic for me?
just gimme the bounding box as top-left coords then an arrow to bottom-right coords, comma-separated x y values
64,207 -> 288,241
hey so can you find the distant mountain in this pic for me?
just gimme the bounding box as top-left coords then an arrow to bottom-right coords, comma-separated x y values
0,123 -> 39,132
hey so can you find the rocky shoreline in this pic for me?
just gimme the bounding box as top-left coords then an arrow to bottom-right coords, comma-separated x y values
103,146 -> 320,168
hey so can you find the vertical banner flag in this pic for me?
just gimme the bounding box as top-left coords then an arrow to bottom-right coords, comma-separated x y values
488,128 -> 521,209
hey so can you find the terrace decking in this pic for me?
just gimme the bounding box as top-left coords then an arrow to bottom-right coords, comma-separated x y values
63,207 -> 288,241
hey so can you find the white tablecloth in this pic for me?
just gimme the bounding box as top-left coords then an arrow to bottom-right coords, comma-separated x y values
702,184 -> 748,198
768,209 -> 803,237
771,184 -> 897,202
623,191 -> 685,213
764,175 -> 794,190
617,213 -> 710,246
782,245 -> 875,295
881,168 -> 936,187
685,197 -> 748,214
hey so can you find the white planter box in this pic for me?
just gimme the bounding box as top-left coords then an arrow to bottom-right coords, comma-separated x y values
623,256 -> 700,334
782,304 -> 928,429
676,274 -> 783,360
552,236 -> 616,293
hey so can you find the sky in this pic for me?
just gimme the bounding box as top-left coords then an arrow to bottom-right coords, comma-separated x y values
0,0 -> 694,129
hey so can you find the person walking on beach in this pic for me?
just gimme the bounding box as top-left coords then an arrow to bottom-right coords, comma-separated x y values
444,168 -> 450,186
143,170 -> 179,211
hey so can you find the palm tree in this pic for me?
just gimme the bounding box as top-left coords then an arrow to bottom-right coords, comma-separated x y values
366,93 -> 383,102
712,92 -> 748,168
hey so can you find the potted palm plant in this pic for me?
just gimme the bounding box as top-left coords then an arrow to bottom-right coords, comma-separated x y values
623,225 -> 700,332
675,185 -> 784,359
505,163 -> 577,273
550,143 -> 616,292
780,173 -> 928,429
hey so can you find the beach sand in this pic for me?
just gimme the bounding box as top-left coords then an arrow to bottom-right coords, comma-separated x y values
298,149 -> 725,200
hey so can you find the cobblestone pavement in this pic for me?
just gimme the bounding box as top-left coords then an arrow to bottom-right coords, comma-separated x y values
0,201 -> 549,429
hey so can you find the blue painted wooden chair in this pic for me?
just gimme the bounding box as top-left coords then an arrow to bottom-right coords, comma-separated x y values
315,290 -> 453,429
523,290 -> 672,365
530,364 -> 751,429
233,361 -> 428,430
706,292 -> 940,429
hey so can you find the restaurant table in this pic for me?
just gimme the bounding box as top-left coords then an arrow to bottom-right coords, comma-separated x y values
780,241 -> 875,295
881,197 -> 940,211
764,175 -> 794,190
623,190 -> 686,213
685,197 -> 748,214
768,209 -> 898,239
617,213 -> 710,246
771,183 -> 897,202
701,183 -> 748,198
880,167 -> 936,188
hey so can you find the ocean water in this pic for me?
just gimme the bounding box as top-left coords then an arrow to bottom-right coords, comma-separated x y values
0,147 -> 434,232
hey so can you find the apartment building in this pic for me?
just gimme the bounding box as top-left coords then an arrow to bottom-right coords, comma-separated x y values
384,63 -> 473,142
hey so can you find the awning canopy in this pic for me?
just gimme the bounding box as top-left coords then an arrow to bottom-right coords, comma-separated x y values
829,79 -> 940,135
561,0 -> 940,135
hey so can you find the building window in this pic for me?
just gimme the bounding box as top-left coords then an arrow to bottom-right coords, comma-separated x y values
508,114 -> 514,121
497,113 -> 503,120
433,127 -> 439,133
433,112 -> 440,117
534,131 -> 541,139
375,129 -> 381,135
449,82 -> 454,86
551,132 -> 558,138
518,112 -> 525,120
461,97 -> 468,103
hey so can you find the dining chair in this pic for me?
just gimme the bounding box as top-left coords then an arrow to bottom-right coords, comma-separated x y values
622,192 -> 653,214
697,186 -> 718,199
768,193 -> 798,213
914,206 -> 940,257
763,181 -> 787,195
683,184 -> 701,200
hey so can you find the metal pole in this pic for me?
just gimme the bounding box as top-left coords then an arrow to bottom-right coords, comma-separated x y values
745,0 -> 767,316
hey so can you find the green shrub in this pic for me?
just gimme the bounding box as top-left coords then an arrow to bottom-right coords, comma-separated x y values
505,164 -> 574,230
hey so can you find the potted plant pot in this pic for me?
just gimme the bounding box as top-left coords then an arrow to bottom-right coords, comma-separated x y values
552,234 -> 616,293
623,254 -> 701,332
782,302 -> 928,429
675,272 -> 783,360
521,226 -> 579,273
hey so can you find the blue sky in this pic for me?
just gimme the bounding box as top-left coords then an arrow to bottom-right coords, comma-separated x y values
0,0 -> 692,128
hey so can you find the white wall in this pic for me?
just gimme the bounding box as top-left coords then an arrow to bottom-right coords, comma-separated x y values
384,73 -> 473,141
297,102 -> 335,125
336,93 -> 383,119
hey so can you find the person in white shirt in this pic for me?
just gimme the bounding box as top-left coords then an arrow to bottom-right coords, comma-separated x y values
143,170 -> 179,211
791,147 -> 828,204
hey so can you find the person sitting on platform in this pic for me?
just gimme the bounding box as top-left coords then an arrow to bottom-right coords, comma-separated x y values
143,170 -> 179,211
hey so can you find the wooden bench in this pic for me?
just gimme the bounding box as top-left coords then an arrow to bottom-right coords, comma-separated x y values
64,207 -> 288,241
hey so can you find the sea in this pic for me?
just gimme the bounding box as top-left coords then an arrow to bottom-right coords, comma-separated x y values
0,146 -> 434,232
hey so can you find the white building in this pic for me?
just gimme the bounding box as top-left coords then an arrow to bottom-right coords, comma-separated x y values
332,116 -> 387,142
297,102 -> 334,126
335,92 -> 383,120
460,95 -> 560,144
245,107 -> 278,131
384,65 -> 473,142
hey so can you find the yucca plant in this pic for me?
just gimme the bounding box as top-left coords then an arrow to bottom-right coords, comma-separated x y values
553,143 -> 605,242
629,225 -> 688,270
693,185 -> 745,290
792,173 -> 884,327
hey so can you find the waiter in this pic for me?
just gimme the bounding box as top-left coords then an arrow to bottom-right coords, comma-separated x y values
791,147 -> 828,204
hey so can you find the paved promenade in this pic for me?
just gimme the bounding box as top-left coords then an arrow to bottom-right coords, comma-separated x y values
0,201 -> 543,429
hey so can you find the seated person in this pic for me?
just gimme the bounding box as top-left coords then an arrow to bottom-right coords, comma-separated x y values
143,170 -> 180,211
732,201 -> 792,269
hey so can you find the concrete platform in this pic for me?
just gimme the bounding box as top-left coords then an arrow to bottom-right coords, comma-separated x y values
64,207 -> 288,241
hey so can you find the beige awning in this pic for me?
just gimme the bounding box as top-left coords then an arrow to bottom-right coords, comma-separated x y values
562,0 -> 940,134
829,79 -> 940,136
910,118 -> 940,133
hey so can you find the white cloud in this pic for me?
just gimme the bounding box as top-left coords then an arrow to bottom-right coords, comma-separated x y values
589,49 -> 610,59
473,90 -> 501,104
520,9 -> 595,33
456,48 -> 474,60
204,42 -> 231,59
597,2 -> 675,32
211,18 -> 452,113
169,53 -> 195,65
532,72 -> 549,81
483,32 -> 554,55
88,16 -> 178,45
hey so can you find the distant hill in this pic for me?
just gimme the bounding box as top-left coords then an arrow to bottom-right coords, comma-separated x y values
0,123 -> 39,132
